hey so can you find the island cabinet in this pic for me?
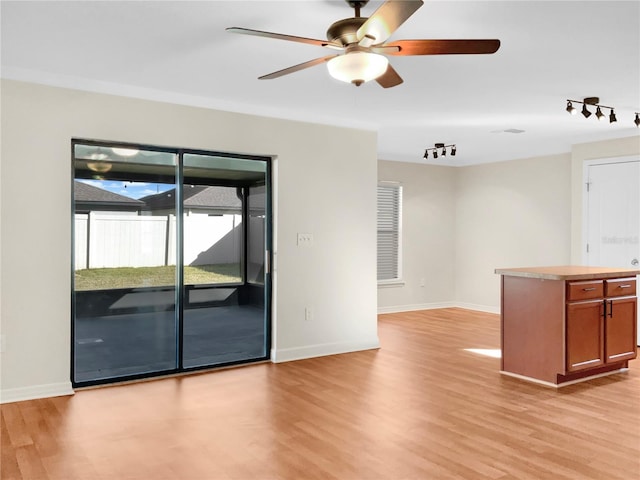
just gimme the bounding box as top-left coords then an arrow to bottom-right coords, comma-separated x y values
496,266 -> 639,387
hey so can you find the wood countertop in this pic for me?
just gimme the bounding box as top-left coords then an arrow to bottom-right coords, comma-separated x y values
495,265 -> 640,281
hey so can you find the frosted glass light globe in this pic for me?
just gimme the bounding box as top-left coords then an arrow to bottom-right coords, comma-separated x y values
327,52 -> 389,85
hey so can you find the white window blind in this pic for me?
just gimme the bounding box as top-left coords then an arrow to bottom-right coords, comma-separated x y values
377,183 -> 402,282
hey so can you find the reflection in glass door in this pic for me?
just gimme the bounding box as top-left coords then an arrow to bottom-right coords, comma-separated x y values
72,142 -> 271,386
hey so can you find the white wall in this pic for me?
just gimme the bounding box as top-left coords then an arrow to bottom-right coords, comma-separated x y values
0,80 -> 379,402
454,154 -> 572,311
377,161 -> 456,313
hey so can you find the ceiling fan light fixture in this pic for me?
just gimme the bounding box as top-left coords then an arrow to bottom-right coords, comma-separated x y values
87,161 -> 112,173
112,147 -> 139,157
327,51 -> 389,85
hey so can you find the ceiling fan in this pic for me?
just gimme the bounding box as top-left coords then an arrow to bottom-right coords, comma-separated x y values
227,0 -> 500,88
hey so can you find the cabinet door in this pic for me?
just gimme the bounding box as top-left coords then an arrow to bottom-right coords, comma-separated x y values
566,300 -> 605,372
605,296 -> 638,363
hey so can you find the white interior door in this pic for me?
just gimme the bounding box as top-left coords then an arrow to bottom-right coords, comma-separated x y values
584,158 -> 640,344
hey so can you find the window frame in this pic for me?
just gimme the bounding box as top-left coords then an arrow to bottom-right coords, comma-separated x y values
377,181 -> 403,286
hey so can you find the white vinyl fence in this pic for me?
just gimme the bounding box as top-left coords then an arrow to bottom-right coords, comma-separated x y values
74,212 -> 242,270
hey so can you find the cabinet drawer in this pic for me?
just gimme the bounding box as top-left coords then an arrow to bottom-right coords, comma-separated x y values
605,278 -> 636,297
567,280 -> 603,301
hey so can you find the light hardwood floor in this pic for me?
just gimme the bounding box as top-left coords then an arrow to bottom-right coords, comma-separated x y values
2,308 -> 639,479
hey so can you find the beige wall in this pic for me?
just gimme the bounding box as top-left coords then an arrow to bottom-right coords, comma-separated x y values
378,161 -> 456,312
0,80 -> 379,402
377,154 -> 572,313
378,136 -> 639,313
454,154 -> 572,311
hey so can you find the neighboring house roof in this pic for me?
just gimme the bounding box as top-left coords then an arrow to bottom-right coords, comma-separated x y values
74,181 -> 144,207
141,186 -> 242,211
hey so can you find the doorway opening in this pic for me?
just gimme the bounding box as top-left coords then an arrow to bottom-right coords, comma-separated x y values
71,140 -> 271,387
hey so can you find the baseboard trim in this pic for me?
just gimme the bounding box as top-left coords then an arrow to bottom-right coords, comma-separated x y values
1,382 -> 74,404
377,302 -> 456,314
271,338 -> 380,363
378,302 -> 499,315
455,303 -> 500,315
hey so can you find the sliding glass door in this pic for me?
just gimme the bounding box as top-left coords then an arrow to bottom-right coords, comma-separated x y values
181,153 -> 268,368
72,142 -> 270,387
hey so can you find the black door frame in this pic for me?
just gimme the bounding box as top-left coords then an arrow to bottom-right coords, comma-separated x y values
71,139 -> 272,388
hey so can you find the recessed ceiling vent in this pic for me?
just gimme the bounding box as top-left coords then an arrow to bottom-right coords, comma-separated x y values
491,128 -> 526,134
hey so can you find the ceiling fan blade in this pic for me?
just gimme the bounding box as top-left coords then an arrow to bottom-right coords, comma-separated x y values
259,55 -> 339,80
226,27 -> 343,50
357,0 -> 424,45
385,39 -> 501,56
376,64 -> 403,88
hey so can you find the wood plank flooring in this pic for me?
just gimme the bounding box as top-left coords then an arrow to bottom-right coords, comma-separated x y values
2,308 -> 639,479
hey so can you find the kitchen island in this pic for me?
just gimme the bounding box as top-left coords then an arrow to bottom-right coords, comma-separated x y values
496,266 -> 639,387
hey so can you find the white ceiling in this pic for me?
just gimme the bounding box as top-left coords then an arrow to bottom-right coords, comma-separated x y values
2,0 -> 639,166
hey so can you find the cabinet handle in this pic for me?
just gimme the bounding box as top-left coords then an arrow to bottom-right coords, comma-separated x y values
582,287 -> 596,291
618,284 -> 631,288
608,300 -> 613,318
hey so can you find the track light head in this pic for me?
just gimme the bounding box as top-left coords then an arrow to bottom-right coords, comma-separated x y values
433,150 -> 438,159
423,150 -> 428,159
595,106 -> 605,121
635,113 -> 640,128
442,147 -> 447,156
566,101 -> 576,115
609,109 -> 617,123
451,146 -> 456,156
581,104 -> 592,118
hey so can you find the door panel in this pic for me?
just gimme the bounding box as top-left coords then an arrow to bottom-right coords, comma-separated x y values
566,300 -> 605,372
73,145 -> 178,384
605,297 -> 638,363
585,159 -> 640,345
181,153 -> 269,369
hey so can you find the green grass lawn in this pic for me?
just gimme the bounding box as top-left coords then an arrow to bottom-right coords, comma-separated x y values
74,264 -> 241,290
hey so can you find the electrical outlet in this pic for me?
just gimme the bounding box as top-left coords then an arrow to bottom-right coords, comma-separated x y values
297,233 -> 314,247
305,307 -> 313,321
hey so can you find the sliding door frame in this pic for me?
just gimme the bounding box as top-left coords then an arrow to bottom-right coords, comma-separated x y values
71,139 -> 273,388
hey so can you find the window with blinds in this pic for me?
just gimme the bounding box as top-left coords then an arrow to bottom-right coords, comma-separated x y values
377,183 -> 402,282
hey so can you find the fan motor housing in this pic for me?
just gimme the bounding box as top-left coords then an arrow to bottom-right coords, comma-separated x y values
326,17 -> 367,46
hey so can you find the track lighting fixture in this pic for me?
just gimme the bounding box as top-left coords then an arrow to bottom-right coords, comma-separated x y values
422,143 -> 457,160
595,106 -> 604,121
565,97 -> 640,126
